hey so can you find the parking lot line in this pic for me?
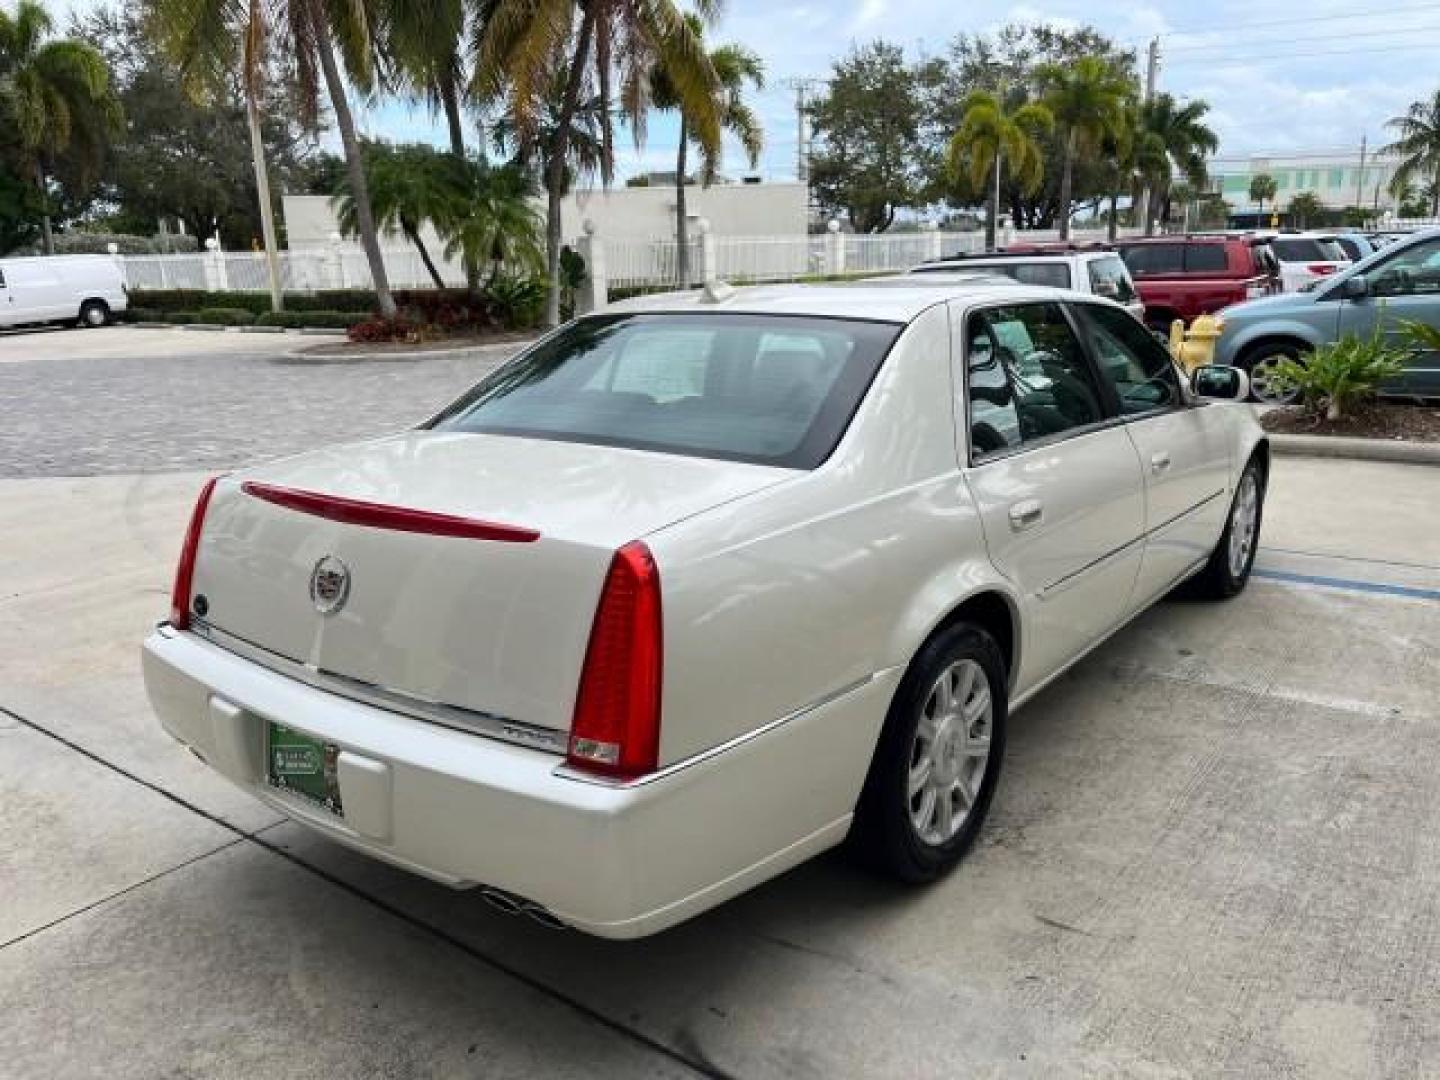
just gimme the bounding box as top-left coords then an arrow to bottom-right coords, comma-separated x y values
1253,568 -> 1440,603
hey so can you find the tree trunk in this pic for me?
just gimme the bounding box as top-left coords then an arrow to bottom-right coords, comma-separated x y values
246,91 -> 285,313
1431,178 -> 1439,219
407,228 -> 446,289
1107,191 -> 1119,241
34,162 -> 54,256
985,149 -> 999,251
543,4 -> 598,328
307,0 -> 396,318
439,67 -> 466,160
675,119 -> 690,285
1057,130 -> 1076,241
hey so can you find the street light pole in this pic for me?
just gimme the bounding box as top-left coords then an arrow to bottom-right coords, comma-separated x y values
1138,37 -> 1160,236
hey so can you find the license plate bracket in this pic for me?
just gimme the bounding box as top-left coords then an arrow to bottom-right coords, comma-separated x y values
265,720 -> 343,817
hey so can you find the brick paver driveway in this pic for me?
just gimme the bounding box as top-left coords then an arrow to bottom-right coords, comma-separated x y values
0,329 -> 520,477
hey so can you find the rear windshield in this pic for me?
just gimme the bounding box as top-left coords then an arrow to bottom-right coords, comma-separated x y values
1272,238 -> 1339,262
428,313 -> 902,468
1119,243 -> 1185,275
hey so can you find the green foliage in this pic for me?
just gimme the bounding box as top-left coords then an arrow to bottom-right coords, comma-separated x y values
1382,88 -> 1440,218
195,306 -> 256,325
1270,330 -> 1406,420
808,42 -> 931,232
484,274 -> 546,329
947,90 -> 1052,245
166,310 -> 201,325
255,309 -> 368,329
1249,173 -> 1278,210
1287,191 -> 1325,228
127,289 -> 379,315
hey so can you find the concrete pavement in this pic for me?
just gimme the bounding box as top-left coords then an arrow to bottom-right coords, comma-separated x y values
2,455 -> 1438,1077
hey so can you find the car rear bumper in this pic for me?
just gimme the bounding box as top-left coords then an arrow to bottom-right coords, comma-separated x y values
142,627 -> 896,938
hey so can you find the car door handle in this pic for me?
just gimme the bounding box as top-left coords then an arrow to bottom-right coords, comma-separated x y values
1150,452 -> 1172,474
1008,499 -> 1044,531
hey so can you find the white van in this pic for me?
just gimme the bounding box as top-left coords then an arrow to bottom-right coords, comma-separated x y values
0,255 -> 128,329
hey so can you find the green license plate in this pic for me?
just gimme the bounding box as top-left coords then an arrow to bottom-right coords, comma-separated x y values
265,721 -> 343,817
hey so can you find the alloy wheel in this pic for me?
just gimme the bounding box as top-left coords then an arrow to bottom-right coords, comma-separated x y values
907,659 -> 994,846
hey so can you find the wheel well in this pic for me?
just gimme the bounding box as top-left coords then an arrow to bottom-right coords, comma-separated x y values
1251,439 -> 1271,491
1237,335 -> 1310,368
929,591 -> 1017,684
80,298 -> 110,311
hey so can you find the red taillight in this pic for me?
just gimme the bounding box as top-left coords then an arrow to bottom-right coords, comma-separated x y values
567,542 -> 663,779
170,477 -> 219,630
1308,264 -> 1338,275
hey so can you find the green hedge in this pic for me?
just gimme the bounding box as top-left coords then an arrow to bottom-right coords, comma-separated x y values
196,307 -> 257,326
255,309 -> 368,329
127,289 -> 379,315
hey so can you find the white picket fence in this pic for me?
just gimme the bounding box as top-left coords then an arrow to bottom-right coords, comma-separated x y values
116,226 -> 1142,295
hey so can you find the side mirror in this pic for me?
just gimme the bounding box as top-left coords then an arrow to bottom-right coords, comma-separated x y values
1339,275 -> 1369,300
1191,364 -> 1250,402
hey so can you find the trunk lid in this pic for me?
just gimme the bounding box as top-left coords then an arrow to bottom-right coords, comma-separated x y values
191,431 -> 793,737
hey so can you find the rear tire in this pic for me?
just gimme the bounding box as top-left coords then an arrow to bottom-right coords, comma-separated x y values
1186,458 -> 1265,599
78,300 -> 110,328
850,622 -> 1007,883
1241,342 -> 1305,404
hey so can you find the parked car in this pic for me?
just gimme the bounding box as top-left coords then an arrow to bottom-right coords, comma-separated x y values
1262,232 -> 1351,292
0,254 -> 128,329
1213,227 -> 1440,402
911,248 -> 1147,322
1115,235 -> 1279,331
142,281 -> 1266,939
1327,232 -> 1380,263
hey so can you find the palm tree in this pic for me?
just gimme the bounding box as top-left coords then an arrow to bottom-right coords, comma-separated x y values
490,56 -> 607,197
1138,93 -> 1216,234
0,0 -> 121,255
335,142 -> 460,289
947,89 -> 1051,251
151,0 -> 399,317
1037,56 -> 1133,241
444,162 -> 545,286
1249,173 -> 1277,217
1382,88 -> 1440,218
1100,103 -> 1164,241
380,0 -> 470,160
476,0 -> 723,327
646,19 -> 763,284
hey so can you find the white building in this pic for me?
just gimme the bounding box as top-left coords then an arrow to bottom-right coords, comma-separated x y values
281,180 -> 808,253
1207,150 -> 1403,215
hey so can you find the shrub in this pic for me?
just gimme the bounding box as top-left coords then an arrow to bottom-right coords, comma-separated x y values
166,310 -> 202,325
1271,330 -> 1406,420
196,307 -> 256,326
254,309 -> 370,330
254,310 -> 305,328
484,275 -> 546,328
348,316 -> 420,344
127,289 -> 380,316
126,306 -> 163,323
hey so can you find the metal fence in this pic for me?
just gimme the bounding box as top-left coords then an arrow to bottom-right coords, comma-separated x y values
117,227 -> 1145,295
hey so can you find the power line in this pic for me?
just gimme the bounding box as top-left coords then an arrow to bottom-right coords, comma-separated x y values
1121,0 -> 1440,42
1164,40 -> 1440,66
1163,21 -> 1440,52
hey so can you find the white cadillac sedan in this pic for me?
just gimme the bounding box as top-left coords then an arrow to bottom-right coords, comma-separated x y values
143,281 -> 1266,939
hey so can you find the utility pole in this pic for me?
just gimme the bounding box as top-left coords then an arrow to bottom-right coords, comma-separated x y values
1138,37 -> 1160,236
1355,133 -> 1367,213
784,78 -> 822,185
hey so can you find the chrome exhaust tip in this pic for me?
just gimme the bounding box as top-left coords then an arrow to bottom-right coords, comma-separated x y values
478,886 -> 566,930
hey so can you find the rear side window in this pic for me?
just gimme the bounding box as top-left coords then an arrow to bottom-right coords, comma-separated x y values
1332,237 -> 1363,261
1272,238 -> 1334,262
1087,256 -> 1137,302
1120,243 -> 1185,276
1249,244 -> 1280,276
960,261 -> 1071,288
964,302 -> 1107,461
429,313 -> 901,469
1183,245 -> 1228,273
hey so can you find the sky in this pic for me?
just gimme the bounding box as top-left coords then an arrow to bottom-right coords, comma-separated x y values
51,0 -> 1440,181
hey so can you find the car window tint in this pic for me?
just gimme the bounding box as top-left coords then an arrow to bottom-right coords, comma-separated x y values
1369,237 -> 1440,297
1249,243 -> 1279,276
1087,256 -> 1137,302
965,302 -> 1106,462
1183,245 -> 1228,273
1271,238 -> 1333,262
1333,237 -> 1363,261
429,313 -> 901,469
1076,303 -> 1182,415
1120,243 -> 1185,276
962,262 -> 1071,288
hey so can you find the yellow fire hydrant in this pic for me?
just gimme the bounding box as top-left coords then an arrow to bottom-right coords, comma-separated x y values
1168,313 -> 1224,373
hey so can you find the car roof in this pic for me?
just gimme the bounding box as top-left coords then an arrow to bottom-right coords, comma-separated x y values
863,271 -> 1018,286
603,280 -> 1094,323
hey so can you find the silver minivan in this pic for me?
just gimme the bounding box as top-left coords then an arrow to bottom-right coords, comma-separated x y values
1213,228 -> 1440,402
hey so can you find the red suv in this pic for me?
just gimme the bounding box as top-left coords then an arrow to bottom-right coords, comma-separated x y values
1115,236 -> 1279,331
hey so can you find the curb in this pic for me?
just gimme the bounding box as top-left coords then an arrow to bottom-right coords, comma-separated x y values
284,338 -> 535,362
1269,432 -> 1440,465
